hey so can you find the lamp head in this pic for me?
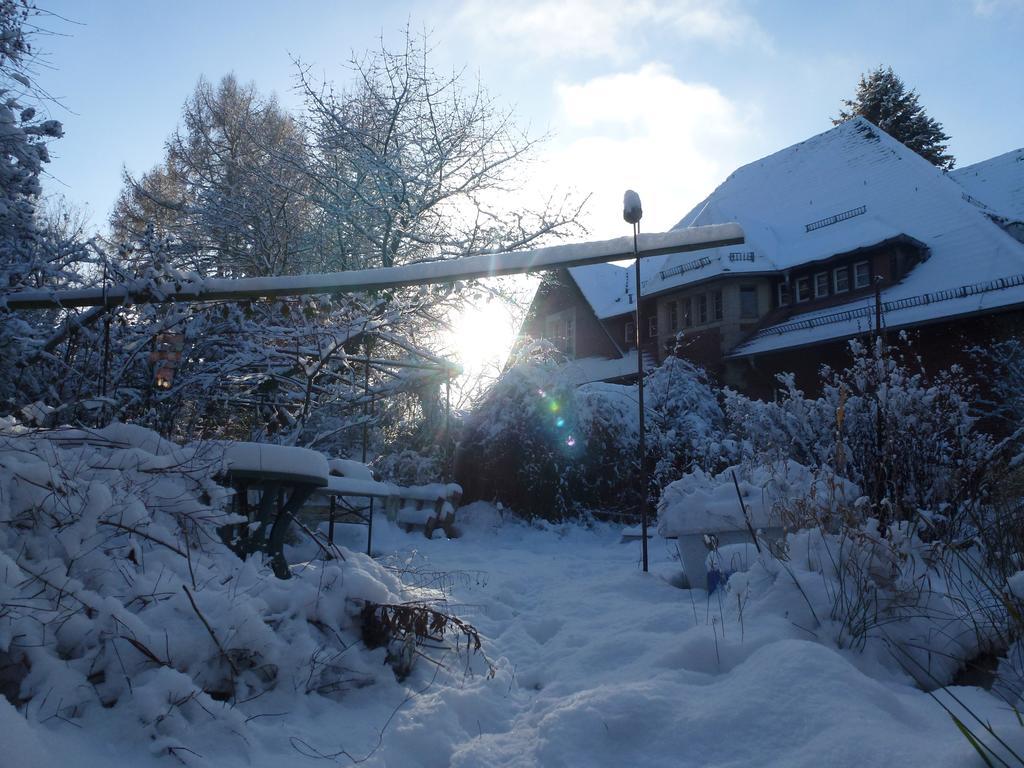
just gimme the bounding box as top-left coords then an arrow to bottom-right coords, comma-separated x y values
623,190 -> 643,225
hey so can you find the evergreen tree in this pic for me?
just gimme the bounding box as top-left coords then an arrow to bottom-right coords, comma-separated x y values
834,66 -> 955,170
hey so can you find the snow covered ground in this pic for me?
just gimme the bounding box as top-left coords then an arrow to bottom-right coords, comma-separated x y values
6,504 -> 1024,767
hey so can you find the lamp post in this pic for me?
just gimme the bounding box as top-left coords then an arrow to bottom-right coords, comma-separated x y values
624,190 -> 649,573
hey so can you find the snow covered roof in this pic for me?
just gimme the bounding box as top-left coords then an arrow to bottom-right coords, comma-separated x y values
563,352 -> 641,385
951,147 -> 1024,223
567,255 -> 668,320
655,118 -> 1019,290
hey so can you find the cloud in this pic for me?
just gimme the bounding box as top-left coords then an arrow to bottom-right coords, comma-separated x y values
971,0 -> 1024,13
530,63 -> 756,238
453,0 -> 770,62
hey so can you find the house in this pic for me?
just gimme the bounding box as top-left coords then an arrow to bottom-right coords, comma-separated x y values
521,118 -> 1024,396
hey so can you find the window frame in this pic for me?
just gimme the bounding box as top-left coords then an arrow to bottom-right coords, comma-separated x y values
854,260 -> 871,289
625,321 -> 636,347
713,290 -> 724,321
833,266 -> 850,294
647,314 -> 658,339
777,282 -> 791,307
814,272 -> 829,299
698,294 -> 708,324
668,301 -> 678,332
545,307 -> 576,357
796,276 -> 811,303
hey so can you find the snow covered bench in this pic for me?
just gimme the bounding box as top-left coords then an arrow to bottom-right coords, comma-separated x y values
316,474 -> 461,536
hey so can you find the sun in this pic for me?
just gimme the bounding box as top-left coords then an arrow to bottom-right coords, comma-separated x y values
449,299 -> 520,380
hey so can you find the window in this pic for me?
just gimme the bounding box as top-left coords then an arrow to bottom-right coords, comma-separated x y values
713,290 -> 723,321
854,260 -> 871,289
683,297 -> 692,328
740,286 -> 758,318
648,315 -> 658,339
625,321 -> 636,347
796,276 -> 811,302
814,272 -> 829,299
777,282 -> 791,307
698,294 -> 708,324
545,309 -> 576,357
833,266 -> 849,293
668,301 -> 678,332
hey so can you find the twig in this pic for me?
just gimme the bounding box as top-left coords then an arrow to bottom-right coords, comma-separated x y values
731,470 -> 762,553
97,519 -> 187,557
182,585 -> 239,683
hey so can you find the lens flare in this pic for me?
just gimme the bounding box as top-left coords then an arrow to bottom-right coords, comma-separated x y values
548,401 -> 560,413
566,435 -> 576,447
555,416 -> 565,428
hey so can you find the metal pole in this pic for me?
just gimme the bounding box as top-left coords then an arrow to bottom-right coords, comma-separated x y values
362,337 -> 374,557
444,374 -> 452,483
328,495 -> 336,547
633,222 -> 649,573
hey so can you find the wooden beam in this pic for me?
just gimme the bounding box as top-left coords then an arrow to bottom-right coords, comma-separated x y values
0,223 -> 743,310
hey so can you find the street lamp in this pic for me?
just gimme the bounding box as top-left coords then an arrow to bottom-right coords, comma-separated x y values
624,190 -> 649,573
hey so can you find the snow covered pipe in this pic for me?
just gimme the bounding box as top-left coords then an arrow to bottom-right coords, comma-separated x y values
0,224 -> 743,310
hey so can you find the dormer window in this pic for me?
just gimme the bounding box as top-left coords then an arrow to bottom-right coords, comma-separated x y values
814,272 -> 829,298
796,277 -> 811,303
833,267 -> 849,293
854,261 -> 871,289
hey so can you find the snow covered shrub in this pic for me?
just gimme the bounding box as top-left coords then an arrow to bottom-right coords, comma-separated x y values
573,357 -> 730,514
762,523 -> 1000,687
727,336 -> 995,532
0,421 -> 481,759
574,381 -> 641,513
975,338 -> 1024,464
645,356 -> 735,488
374,447 -> 444,486
461,349 -> 731,518
456,341 -> 587,520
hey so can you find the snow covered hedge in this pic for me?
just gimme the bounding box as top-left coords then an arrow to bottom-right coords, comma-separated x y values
725,337 -> 996,533
456,343 -> 587,520
0,421 -> 423,759
458,348 -> 730,519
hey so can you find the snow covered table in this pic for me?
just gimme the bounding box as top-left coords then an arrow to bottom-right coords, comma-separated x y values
219,443 -> 330,579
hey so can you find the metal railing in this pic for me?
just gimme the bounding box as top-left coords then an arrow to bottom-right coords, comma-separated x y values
805,205 -> 867,233
659,256 -> 712,280
748,272 -> 1024,340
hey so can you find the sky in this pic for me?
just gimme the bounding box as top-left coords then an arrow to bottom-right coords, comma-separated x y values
35,0 -> 1024,240
26,0 -> 1024,377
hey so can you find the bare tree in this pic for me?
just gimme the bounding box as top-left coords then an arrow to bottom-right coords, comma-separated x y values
296,30 -> 586,274
112,74 -> 313,277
